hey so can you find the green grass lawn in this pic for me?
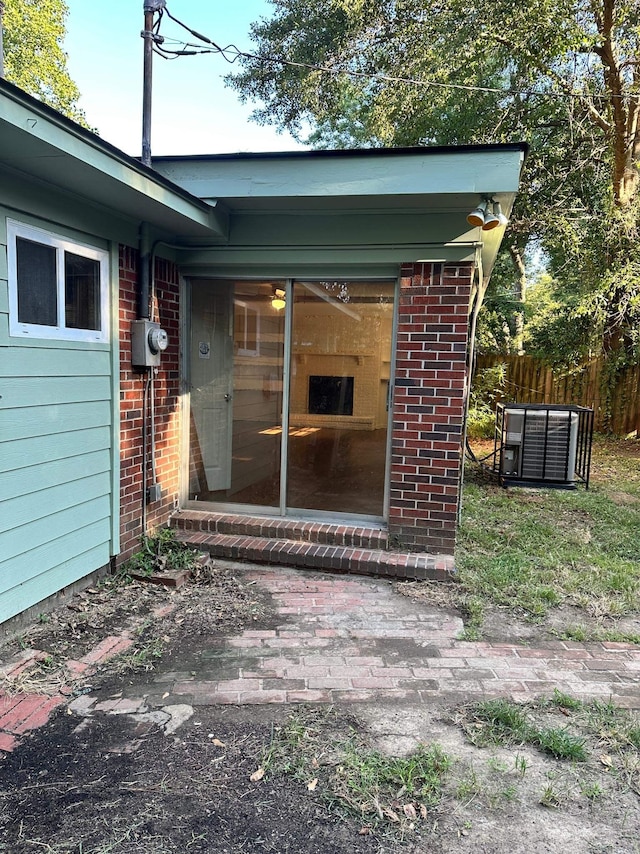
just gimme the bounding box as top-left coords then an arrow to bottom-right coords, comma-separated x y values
457,436 -> 640,639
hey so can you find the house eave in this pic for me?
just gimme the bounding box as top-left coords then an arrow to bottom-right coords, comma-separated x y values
153,144 -> 526,207
0,78 -> 226,240
154,144 -> 527,278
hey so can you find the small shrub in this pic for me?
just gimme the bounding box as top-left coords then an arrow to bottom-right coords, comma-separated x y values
121,528 -> 198,579
466,405 -> 496,440
467,364 -> 507,439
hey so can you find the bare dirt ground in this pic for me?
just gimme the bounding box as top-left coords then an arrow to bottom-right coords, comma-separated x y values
0,563 -> 639,854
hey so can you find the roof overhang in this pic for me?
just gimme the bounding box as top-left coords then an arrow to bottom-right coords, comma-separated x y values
153,146 -> 526,207
0,79 -> 226,240
154,145 -> 527,277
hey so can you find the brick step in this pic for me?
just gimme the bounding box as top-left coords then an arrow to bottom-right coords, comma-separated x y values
171,510 -> 389,550
174,529 -> 455,582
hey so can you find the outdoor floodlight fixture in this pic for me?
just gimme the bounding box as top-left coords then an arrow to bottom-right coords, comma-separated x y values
492,201 -> 509,227
467,200 -> 488,227
482,205 -> 501,231
271,288 -> 286,311
467,197 -> 509,231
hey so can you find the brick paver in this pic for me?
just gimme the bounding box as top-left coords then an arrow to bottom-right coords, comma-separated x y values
80,634 -> 133,666
147,566 -> 640,710
0,630 -> 136,754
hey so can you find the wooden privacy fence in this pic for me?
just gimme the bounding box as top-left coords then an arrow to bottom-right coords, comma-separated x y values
475,354 -> 640,436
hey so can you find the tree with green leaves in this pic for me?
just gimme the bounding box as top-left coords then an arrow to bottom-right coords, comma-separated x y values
2,0 -> 85,123
229,1 -> 640,367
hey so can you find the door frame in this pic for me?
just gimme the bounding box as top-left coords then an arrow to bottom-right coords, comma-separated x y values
181,275 -> 399,525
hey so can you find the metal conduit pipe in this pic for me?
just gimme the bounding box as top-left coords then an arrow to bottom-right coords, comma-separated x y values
137,222 -> 152,320
141,373 -> 151,536
137,222 -> 152,536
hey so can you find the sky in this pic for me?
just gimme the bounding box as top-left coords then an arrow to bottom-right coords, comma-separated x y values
64,0 -> 306,157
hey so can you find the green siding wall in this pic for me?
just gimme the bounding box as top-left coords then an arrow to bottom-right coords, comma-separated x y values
0,213 -> 115,624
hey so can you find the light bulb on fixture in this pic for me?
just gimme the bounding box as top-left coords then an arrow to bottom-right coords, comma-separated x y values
467,201 -> 488,227
271,288 -> 286,311
492,201 -> 509,227
481,206 -> 500,231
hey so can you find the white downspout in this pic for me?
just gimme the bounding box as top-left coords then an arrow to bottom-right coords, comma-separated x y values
458,246 -> 484,524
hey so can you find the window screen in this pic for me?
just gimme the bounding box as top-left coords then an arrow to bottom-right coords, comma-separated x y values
65,251 -> 101,330
16,237 -> 57,326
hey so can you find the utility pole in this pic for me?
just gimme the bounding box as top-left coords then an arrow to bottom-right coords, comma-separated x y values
0,2 -> 6,80
141,0 -> 166,167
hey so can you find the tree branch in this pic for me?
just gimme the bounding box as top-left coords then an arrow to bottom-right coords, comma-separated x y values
545,66 -> 612,134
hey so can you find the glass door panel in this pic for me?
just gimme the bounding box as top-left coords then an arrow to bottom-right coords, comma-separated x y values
286,281 -> 394,516
189,280 -> 285,507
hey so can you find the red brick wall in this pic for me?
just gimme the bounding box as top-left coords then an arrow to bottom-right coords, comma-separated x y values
389,261 -> 473,553
117,252 -> 472,561
118,247 -> 181,563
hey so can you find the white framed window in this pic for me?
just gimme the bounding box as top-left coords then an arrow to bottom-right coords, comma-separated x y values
7,219 -> 109,343
234,299 -> 260,356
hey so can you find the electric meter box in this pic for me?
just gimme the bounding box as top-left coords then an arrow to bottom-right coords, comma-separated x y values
131,319 -> 168,368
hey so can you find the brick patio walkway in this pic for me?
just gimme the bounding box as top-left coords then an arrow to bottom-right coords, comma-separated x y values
2,565 -> 639,755
136,567 -> 640,711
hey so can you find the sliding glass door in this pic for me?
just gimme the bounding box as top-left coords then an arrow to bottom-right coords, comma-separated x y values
287,281 -> 394,516
188,278 -> 394,519
189,279 -> 285,507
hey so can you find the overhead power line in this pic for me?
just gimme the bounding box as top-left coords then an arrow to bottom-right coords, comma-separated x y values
156,5 -> 636,103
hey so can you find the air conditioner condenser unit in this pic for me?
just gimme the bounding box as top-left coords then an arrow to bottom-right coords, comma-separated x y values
495,403 -> 593,489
